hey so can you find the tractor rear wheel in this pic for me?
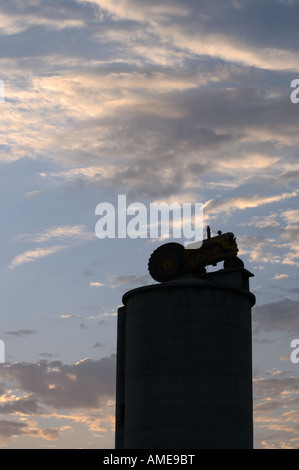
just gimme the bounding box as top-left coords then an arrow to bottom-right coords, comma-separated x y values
223,255 -> 244,270
148,242 -> 185,282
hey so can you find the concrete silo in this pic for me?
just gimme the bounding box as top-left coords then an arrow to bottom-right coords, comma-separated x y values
115,265 -> 255,449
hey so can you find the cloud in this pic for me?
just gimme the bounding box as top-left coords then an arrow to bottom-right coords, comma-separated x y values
5,330 -> 36,338
60,314 -> 82,319
0,357 -> 116,443
0,397 -> 41,415
166,30 -> 299,72
1,0 -> 299,175
8,245 -> 67,269
87,274 -> 151,289
281,210 -> 299,224
33,427 -> 59,440
204,191 -> 298,217
0,356 -> 116,410
0,420 -> 28,439
276,170 -> 299,186
2,41 -> 299,202
0,419 -> 59,441
107,273 -> 151,287
92,342 -> 104,348
24,190 -> 43,198
240,213 -> 281,229
26,74 -> 298,199
253,368 -> 299,448
13,225 -> 95,244
9,225 -> 95,269
3,34 -> 299,199
281,225 -> 299,244
287,288 -> 299,294
277,224 -> 299,265
253,298 -> 299,334
0,1 -> 86,35
78,0 -> 299,71
77,0 -> 187,23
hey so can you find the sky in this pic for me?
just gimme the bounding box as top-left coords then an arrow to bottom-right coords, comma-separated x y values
1,0 -> 299,449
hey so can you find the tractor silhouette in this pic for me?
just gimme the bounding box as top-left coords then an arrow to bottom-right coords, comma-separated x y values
148,226 -> 244,282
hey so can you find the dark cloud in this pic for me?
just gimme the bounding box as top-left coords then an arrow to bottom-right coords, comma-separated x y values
3,0 -> 299,201
0,0 -> 91,32
5,329 -> 36,338
84,269 -> 96,277
0,356 -> 115,443
0,397 -> 41,415
253,298 -> 299,334
0,420 -> 27,439
0,419 -> 59,440
288,288 -> 299,294
275,170 -> 299,186
107,273 -> 151,287
281,225 -> 299,243
38,352 -> 58,358
177,0 -> 299,51
89,0 -> 299,53
92,342 -> 104,348
0,355 -> 116,410
49,84 -> 296,199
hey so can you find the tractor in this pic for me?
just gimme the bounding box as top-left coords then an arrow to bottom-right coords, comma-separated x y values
148,226 -> 244,282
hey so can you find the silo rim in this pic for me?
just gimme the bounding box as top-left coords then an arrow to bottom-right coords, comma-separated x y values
122,268 -> 256,307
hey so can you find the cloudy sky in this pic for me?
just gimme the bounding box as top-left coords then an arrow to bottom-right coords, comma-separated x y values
1,0 -> 299,449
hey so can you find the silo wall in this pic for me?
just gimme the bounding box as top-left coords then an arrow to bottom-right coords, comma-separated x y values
115,269 -> 255,449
